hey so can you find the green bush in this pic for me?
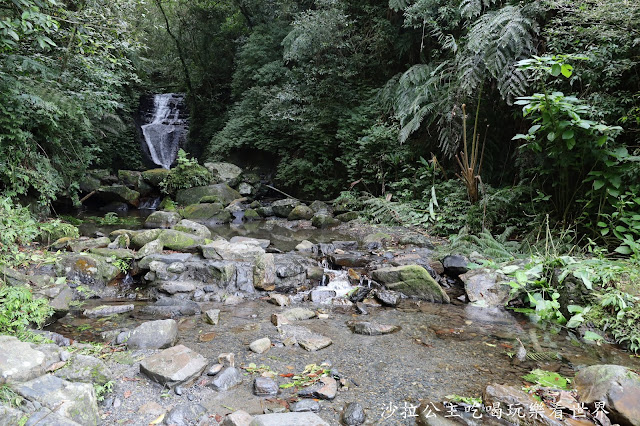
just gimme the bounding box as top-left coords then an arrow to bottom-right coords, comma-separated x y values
37,219 -> 79,246
0,285 -> 53,335
159,150 -> 212,195
0,197 -> 39,266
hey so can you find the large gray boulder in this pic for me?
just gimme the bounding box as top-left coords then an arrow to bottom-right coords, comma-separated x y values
127,319 -> 178,349
176,184 -> 241,206
460,268 -> 510,307
249,412 -> 329,426
204,162 -> 243,183
201,239 -> 265,262
173,219 -> 212,239
371,265 -> 449,303
271,198 -> 301,218
158,230 -> 206,252
55,253 -> 120,287
0,335 -> 46,383
54,354 -> 111,386
140,345 -> 208,388
144,210 -> 181,229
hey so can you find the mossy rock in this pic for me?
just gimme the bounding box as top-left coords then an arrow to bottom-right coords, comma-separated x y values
336,211 -> 359,222
288,205 -> 314,221
272,198 -> 301,218
117,170 -> 142,187
312,213 -> 340,229
204,162 -> 243,182
182,203 -> 223,220
69,237 -> 111,253
158,230 -> 205,252
79,175 -> 101,193
371,265 -> 449,303
89,248 -> 135,260
97,185 -> 140,206
144,210 -> 181,229
176,184 -> 241,206
244,209 -> 261,221
173,219 -> 212,239
131,229 -> 163,248
142,168 -> 171,187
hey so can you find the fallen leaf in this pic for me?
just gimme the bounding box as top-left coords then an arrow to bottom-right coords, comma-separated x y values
199,332 -> 216,342
124,390 -> 132,399
280,373 -> 294,377
46,361 -> 66,372
149,413 -> 164,425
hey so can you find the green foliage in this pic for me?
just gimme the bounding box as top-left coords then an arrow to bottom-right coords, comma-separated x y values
113,258 -> 132,274
159,150 -> 212,195
0,197 -> 39,266
94,380 -> 114,402
0,285 -> 53,335
522,369 -> 571,390
0,385 -> 23,408
445,394 -> 482,406
37,219 -> 79,246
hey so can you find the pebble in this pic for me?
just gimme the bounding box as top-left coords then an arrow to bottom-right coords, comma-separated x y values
249,337 -> 271,354
298,377 -> 337,400
218,352 -> 235,367
289,399 -> 320,412
253,377 -> 279,396
207,364 -> 223,376
203,309 -> 220,325
59,351 -> 70,362
175,385 -> 183,395
342,402 -> 366,425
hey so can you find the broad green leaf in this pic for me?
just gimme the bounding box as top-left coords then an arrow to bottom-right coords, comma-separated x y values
560,64 -> 573,78
583,331 -> 603,341
592,180 -> 605,190
551,64 -> 561,76
562,129 -> 574,140
614,245 -> 632,255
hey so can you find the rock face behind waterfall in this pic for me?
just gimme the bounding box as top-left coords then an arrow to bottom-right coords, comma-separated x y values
138,93 -> 188,169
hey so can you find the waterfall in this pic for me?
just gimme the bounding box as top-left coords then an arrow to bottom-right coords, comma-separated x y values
141,93 -> 187,169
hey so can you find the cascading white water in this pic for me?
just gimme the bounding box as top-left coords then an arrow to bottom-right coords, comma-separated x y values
141,93 -> 187,169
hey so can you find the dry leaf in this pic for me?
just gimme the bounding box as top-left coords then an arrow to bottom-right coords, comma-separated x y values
149,413 -> 164,425
46,361 -> 66,372
124,390 -> 132,399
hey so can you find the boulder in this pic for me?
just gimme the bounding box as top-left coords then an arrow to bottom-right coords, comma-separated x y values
483,383 -> 569,426
443,254 -> 470,276
208,367 -> 244,391
68,237 -> 111,252
158,230 -> 206,252
79,175 -> 101,193
363,232 -> 391,250
131,228 -> 164,248
224,410 -> 254,426
271,198 -> 301,218
575,364 -> 640,426
165,404 -> 208,426
181,203 -> 225,221
204,162 -> 243,183
237,182 -> 255,196
55,253 -> 120,287
97,185 -> 140,206
144,210 -> 181,229
140,345 -> 208,388
230,236 -> 270,249
460,268 -> 510,307
249,338 -> 271,354
203,309 -> 220,325
173,219 -> 212,239
244,208 -> 261,221
176,184 -> 241,206
88,248 -> 134,260
15,374 -> 99,425
296,240 -> 315,252
127,319 -> 178,349
288,205 -> 314,220
249,413 -> 329,426
136,239 -> 164,258
278,325 -> 332,351
336,211 -> 358,222
0,335 -> 46,383
83,304 -> 134,318
201,239 -> 265,261
253,377 -> 278,396
347,321 -> 400,336
310,200 -> 331,214
371,265 -> 449,303
142,168 -> 170,186
54,354 -> 111,386
312,214 -> 340,229
253,253 -> 276,291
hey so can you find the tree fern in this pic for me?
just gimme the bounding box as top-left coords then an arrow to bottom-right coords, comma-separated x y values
460,0 -> 501,19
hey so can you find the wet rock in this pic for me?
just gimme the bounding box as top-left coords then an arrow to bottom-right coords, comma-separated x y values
336,211 -> 358,222
167,261 -> 186,273
348,287 -> 370,303
202,239 -> 265,261
176,184 -> 241,206
342,402 -> 366,425
127,319 -> 178,349
97,184 -> 140,206
165,403 -> 207,426
158,229 -> 205,252
443,254 -> 470,276
330,253 -> 371,268
138,252 -> 193,269
253,377 -> 278,396
296,240 -> 315,252
158,281 -> 196,294
131,228 -> 164,248
575,364 -> 640,426
238,182 -> 255,196
140,345 -> 208,388
56,253 -> 120,289
312,213 -> 340,229
333,241 -> 358,250
460,268 -> 510,307
347,321 -> 400,335
68,237 -> 111,252
181,202 -> 224,221
204,162 -> 243,183
371,265 -> 449,303
0,335 -> 46,383
173,219 -> 212,239
290,399 -> 320,413
203,309 -> 220,325
311,289 -> 337,303
363,232 -> 391,250
230,236 -> 271,249
310,200 -> 331,213
373,289 -> 400,306
483,383 -> 569,426
83,304 -> 133,318
253,253 -> 276,291
136,239 -> 163,260
355,303 -> 369,315
249,338 -> 271,354
288,205 -> 314,220
142,168 -> 170,186
15,374 -> 99,425
398,233 -> 434,248
271,198 -> 302,218
282,308 -> 316,321
250,412 -> 329,426
144,210 -> 181,229
89,247 -> 134,260
223,410 -> 254,426
307,266 -> 325,281
0,405 -> 24,425
208,367 -> 244,391
298,377 -> 338,400
268,293 -> 290,306
279,325 -> 332,351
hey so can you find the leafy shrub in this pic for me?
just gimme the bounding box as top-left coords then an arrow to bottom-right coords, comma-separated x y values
0,285 -> 53,335
0,197 -> 39,266
159,150 -> 212,195
37,219 -> 79,246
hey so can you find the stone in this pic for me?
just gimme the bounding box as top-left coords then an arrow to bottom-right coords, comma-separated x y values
312,213 -> 340,229
79,174 -> 101,193
207,364 -> 223,376
271,313 -> 290,327
208,367 -> 244,391
333,240 -> 358,250
203,309 -> 220,325
460,268 -> 510,307
249,412 -> 329,426
575,364 -> 640,426
137,401 -> 164,416
249,338 -> 271,354
202,239 -> 265,261
142,168 -> 170,186
307,266 -> 324,281
139,299 -> 201,317
268,293 -> 290,306
374,289 -> 400,306
15,374 -> 99,425
282,307 -> 316,321
230,236 -> 270,249
55,253 -> 119,288
238,182 -> 255,196
218,353 -> 235,367
336,211 -> 358,222
167,261 -> 186,273
97,185 -> 140,206
144,210 -> 181,229
68,237 -> 111,252
176,184 -> 241,206
50,286 -> 74,315
140,345 -> 208,388
279,325 -> 332,351
311,289 -> 336,303
362,232 -> 392,250
398,233 -> 434,248
89,248 -> 134,260
298,377 -> 338,400
107,233 -> 130,249
126,319 -> 178,349
244,209 -> 260,221
271,198 -> 301,218
347,321 -> 400,336
204,162 -> 243,183
310,200 -> 331,213
173,219 -> 212,239
138,252 -> 193,269
296,240 -> 315,252
0,335 -> 46,383
443,254 -> 470,276
254,253 -> 276,291
23,407 -> 83,426
288,205 -> 314,220
256,206 -> 273,217
181,202 -> 225,221
83,304 -> 133,318
165,403 -> 207,426
371,265 -> 449,303
342,402 -> 366,425
131,228 -> 164,248
158,229 -> 205,252
159,281 -> 196,294
253,377 -> 278,396
224,411 -> 254,426
290,399 -> 320,412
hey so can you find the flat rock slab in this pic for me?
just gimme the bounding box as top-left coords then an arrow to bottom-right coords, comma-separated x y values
253,377 -> 278,396
15,374 -> 99,425
282,307 -> 316,321
249,412 -> 329,426
208,367 -> 244,391
223,410 -> 254,426
278,325 -> 332,351
0,335 -> 46,383
298,377 -> 337,400
127,319 -> 178,349
140,345 -> 208,388
83,304 -> 134,318
347,321 -> 400,336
